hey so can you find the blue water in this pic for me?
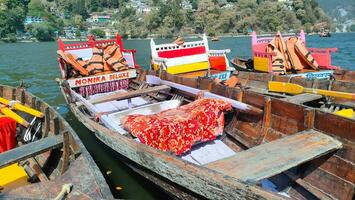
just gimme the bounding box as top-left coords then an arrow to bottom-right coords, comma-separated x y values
0,32 -> 354,199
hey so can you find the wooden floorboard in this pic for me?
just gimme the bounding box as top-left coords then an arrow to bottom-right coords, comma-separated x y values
205,130 -> 342,182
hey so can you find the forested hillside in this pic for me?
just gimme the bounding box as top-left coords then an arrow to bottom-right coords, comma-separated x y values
316,0 -> 355,32
0,0 -> 330,41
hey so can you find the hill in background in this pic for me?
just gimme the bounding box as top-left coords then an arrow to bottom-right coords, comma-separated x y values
317,0 -> 355,32
0,0 -> 333,41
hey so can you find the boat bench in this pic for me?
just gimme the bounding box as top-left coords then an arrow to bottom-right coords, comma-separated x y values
90,85 -> 171,114
181,139 -> 236,165
89,85 -> 171,104
205,130 -> 342,182
284,93 -> 323,104
0,135 -> 63,168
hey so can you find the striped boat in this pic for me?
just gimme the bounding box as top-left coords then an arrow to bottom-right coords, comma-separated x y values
150,34 -> 234,80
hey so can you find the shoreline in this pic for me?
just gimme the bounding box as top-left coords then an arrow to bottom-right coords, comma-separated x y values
3,31 -> 354,43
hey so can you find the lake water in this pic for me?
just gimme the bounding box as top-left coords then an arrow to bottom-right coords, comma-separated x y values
0,32 -> 354,199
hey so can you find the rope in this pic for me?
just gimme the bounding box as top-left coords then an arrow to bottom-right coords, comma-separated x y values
8,100 -> 19,109
54,183 -> 73,200
23,117 -> 42,142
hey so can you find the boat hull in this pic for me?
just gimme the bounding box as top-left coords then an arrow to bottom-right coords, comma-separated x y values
58,79 -> 281,200
58,69 -> 355,200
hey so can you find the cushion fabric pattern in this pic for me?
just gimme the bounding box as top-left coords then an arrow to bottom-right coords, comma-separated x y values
122,98 -> 231,155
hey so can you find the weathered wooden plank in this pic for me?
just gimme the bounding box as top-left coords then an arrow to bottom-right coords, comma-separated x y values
0,135 -> 63,168
284,93 -> 322,104
302,166 -> 354,200
205,130 -> 342,182
284,171 -> 334,200
60,131 -> 70,174
259,97 -> 271,144
26,157 -> 49,181
43,107 -> 50,137
53,117 -> 60,136
304,108 -> 315,130
314,110 -> 355,142
314,155 -> 355,184
89,85 -> 170,104
271,98 -> 306,122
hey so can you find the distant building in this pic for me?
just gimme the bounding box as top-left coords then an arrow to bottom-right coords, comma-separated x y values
222,3 -> 234,9
103,28 -> 116,38
129,0 -> 151,14
181,0 -> 192,10
63,27 -> 87,39
137,6 -> 151,14
88,14 -> 112,23
24,16 -> 44,25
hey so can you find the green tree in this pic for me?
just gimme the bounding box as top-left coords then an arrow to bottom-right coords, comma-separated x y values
304,22 -> 313,33
75,29 -> 81,38
28,22 -> 55,41
90,28 -> 105,38
350,24 -> 355,32
0,0 -> 29,38
194,0 -> 220,35
28,0 -> 46,17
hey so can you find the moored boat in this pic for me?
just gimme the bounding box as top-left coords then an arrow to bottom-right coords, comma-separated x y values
230,57 -> 254,72
230,30 -> 341,79
219,70 -> 355,119
319,29 -> 331,37
211,36 -> 220,41
150,34 -> 234,81
57,54 -> 353,200
0,84 -> 112,199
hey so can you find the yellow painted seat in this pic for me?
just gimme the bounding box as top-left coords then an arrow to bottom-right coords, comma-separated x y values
0,163 -> 29,192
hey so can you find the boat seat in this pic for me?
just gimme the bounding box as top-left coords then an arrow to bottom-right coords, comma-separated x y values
284,93 -> 323,104
181,139 -> 236,165
204,130 -> 342,182
89,90 -> 150,113
0,135 -> 64,168
89,85 -> 171,104
95,97 -> 149,113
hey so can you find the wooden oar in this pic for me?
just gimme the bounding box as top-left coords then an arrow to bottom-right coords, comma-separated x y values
0,97 -> 44,118
145,75 -> 263,115
268,81 -> 355,100
0,105 -> 30,127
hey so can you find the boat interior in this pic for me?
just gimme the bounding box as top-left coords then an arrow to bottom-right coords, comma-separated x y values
0,85 -> 106,199
221,71 -> 355,118
68,70 -> 354,199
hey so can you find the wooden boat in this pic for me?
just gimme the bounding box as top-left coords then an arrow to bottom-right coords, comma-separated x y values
211,36 -> 220,41
228,60 -> 355,82
319,30 -> 331,37
220,70 -> 355,110
0,84 -> 112,199
230,57 -> 254,72
57,67 -> 354,199
251,30 -> 340,76
150,34 -> 234,81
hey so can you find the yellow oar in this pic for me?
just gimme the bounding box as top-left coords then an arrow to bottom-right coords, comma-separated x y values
0,97 -> 43,118
0,105 -> 30,127
268,81 -> 355,100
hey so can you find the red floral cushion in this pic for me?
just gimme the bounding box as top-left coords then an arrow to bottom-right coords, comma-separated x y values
122,98 -> 232,155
